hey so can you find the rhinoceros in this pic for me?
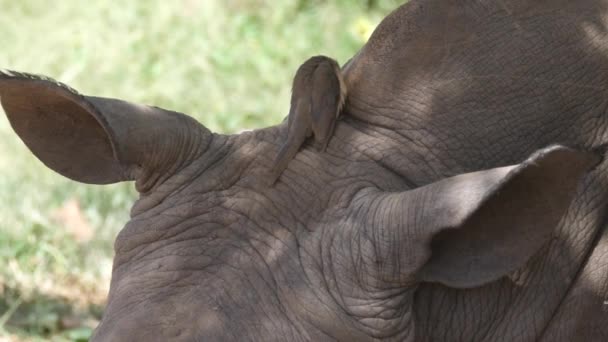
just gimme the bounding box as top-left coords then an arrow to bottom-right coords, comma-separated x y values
1,0 -> 607,340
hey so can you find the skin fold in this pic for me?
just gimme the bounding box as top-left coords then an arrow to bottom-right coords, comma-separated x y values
2,0 -> 608,341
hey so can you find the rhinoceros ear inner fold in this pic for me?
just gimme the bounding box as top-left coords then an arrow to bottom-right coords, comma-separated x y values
0,77 -> 126,184
418,146 -> 600,289
1,73 -> 209,191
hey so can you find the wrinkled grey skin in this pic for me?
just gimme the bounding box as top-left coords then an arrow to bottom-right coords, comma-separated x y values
2,0 -> 608,340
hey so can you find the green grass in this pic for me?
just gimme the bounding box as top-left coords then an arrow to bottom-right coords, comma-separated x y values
0,0 -> 402,340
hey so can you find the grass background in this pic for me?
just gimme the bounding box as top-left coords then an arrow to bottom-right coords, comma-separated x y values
0,0 -> 402,340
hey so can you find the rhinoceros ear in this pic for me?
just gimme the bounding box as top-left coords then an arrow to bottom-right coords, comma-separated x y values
416,146 -> 600,288
0,70 -> 208,192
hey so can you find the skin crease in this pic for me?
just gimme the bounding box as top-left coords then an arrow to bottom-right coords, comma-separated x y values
271,55 -> 347,184
1,0 -> 608,341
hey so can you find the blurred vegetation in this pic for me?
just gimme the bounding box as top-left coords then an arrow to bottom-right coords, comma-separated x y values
0,0 -> 403,340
